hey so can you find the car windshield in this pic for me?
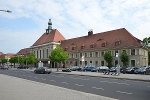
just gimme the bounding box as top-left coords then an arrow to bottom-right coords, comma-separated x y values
138,67 -> 146,70
126,67 -> 133,70
111,67 -> 116,69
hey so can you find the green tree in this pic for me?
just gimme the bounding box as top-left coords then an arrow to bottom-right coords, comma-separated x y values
143,37 -> 150,45
143,37 -> 150,65
26,52 -> 38,69
1,58 -> 8,64
120,51 -> 129,68
49,45 -> 68,71
104,51 -> 113,68
9,56 -> 18,68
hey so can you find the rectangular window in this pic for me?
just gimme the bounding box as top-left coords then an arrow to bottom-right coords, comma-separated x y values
40,50 -> 41,58
131,49 -> 135,55
101,52 -> 104,57
72,47 -> 75,50
131,60 -> 135,67
102,43 -> 106,47
43,49 -> 44,58
85,53 -> 87,57
47,49 -> 48,58
37,51 -> 38,58
90,52 -> 92,57
76,53 -> 78,58
115,50 -> 118,57
115,41 -> 120,46
72,54 -> 73,58
90,45 -> 94,48
95,52 -> 98,57
101,61 -> 104,66
80,53 -> 82,58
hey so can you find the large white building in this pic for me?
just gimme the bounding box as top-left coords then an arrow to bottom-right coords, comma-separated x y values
24,19 -> 149,68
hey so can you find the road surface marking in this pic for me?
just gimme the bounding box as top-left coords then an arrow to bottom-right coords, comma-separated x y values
19,75 -> 22,76
147,86 -> 150,87
92,87 -> 104,90
61,82 -> 68,84
71,77 -> 89,80
100,81 -> 129,85
52,75 -> 64,77
28,76 -> 31,77
117,91 -> 132,95
34,77 -> 38,79
75,84 -> 83,87
50,80 -> 56,82
42,78 -> 46,80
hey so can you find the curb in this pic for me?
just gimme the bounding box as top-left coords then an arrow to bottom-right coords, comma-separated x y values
53,71 -> 150,82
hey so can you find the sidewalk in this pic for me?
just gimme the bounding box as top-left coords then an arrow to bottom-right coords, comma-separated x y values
19,68 -> 150,82
0,74 -> 117,100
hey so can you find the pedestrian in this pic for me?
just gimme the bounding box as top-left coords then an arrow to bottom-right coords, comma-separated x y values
116,64 -> 120,75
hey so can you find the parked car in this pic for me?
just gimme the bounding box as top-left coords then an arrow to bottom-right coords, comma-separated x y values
134,66 -> 150,74
62,68 -> 72,72
109,67 -> 117,72
146,67 -> 150,75
34,67 -> 52,74
125,67 -> 138,74
91,66 -> 109,72
91,67 -> 99,72
82,66 -> 95,71
70,66 -> 81,71
1,65 -> 8,70
17,65 -> 29,69
98,66 -> 109,72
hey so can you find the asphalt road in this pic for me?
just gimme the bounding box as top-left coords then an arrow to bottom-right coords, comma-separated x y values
0,69 -> 150,100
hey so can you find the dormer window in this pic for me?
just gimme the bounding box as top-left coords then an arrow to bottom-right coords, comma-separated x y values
102,43 -> 106,47
115,40 -> 121,46
72,46 -> 76,50
81,45 -> 85,49
90,43 -> 95,48
65,47 -> 68,51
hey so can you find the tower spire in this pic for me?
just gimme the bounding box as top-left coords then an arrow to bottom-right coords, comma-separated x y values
46,19 -> 53,34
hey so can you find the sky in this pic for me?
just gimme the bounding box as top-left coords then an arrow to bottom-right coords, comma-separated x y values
0,0 -> 150,54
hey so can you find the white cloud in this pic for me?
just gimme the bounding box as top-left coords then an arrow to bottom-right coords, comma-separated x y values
1,0 -> 150,53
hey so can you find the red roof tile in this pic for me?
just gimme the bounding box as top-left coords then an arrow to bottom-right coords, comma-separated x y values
60,28 -> 142,52
17,48 -> 30,56
32,29 -> 66,46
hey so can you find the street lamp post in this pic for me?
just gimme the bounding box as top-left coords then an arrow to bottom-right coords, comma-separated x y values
0,10 -> 12,13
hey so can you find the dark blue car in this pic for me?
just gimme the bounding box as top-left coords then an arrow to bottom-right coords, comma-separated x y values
82,67 -> 95,71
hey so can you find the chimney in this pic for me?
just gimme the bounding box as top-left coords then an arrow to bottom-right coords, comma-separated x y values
88,29 -> 93,36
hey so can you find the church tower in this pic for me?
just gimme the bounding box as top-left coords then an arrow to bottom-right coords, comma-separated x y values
46,19 -> 53,34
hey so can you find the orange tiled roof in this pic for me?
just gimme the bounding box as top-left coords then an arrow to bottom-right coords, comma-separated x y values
32,29 -> 66,46
17,48 -> 30,56
60,28 -> 142,52
0,52 -> 4,56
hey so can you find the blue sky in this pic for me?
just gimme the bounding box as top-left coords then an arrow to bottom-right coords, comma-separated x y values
0,0 -> 150,54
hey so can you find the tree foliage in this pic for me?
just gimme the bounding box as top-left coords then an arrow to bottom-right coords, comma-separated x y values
26,52 -> 38,67
9,56 -> 18,67
143,37 -> 150,45
0,58 -> 7,64
49,45 -> 68,70
104,51 -> 113,68
143,37 -> 150,65
120,51 -> 129,67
